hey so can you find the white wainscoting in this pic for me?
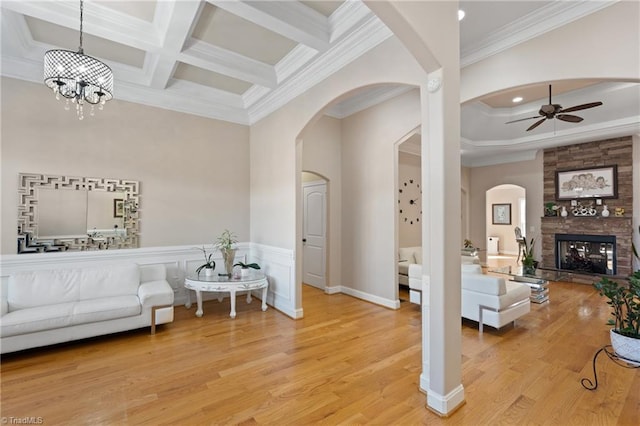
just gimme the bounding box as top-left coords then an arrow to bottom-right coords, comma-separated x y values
0,243 -> 297,317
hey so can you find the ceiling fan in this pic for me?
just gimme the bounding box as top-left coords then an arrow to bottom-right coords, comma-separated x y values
505,84 -> 603,131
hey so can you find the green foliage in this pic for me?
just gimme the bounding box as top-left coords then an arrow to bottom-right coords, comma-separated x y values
521,236 -> 537,267
593,272 -> 640,338
195,246 -> 216,275
234,262 -> 261,270
216,229 -> 238,251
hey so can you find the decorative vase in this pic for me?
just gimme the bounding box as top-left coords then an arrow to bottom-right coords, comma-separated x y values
240,268 -> 250,277
601,205 -> 610,217
523,264 -> 536,275
560,206 -> 568,217
221,248 -> 236,276
610,329 -> 640,364
204,268 -> 214,277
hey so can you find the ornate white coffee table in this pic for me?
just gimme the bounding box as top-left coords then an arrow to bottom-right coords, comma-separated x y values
184,271 -> 268,318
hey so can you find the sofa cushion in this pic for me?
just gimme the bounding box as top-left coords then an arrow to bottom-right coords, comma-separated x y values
8,264 -> 140,311
414,247 -> 423,265
1,302 -> 75,337
398,261 -> 410,276
398,247 -> 418,263
0,296 -> 141,337
71,296 -> 141,325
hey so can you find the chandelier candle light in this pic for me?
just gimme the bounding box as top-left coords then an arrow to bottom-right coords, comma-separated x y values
43,0 -> 113,119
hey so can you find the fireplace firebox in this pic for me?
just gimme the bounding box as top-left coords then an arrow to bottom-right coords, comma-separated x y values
555,234 -> 616,275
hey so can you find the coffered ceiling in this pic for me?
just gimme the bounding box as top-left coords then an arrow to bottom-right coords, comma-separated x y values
1,1 -> 639,166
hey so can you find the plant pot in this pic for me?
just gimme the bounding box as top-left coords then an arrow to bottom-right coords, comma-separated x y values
204,268 -> 214,277
240,268 -> 250,277
221,248 -> 236,276
610,329 -> 640,364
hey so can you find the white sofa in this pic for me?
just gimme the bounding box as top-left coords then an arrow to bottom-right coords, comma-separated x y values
401,246 -> 480,305
1,263 -> 174,354
461,264 -> 531,332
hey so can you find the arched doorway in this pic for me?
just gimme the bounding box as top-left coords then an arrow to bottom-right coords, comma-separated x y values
485,184 -> 526,267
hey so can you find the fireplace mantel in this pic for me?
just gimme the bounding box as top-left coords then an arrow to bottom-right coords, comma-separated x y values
541,216 -> 633,277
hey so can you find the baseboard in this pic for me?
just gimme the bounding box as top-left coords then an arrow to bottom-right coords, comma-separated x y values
325,286 -> 341,294
427,384 -> 465,417
340,286 -> 400,309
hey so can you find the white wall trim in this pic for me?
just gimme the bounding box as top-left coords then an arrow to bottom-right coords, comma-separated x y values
340,286 -> 400,310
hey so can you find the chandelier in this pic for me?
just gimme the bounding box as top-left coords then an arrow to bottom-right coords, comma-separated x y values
43,0 -> 113,120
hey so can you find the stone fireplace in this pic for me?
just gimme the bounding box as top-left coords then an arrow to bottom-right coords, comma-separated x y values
542,137 -> 634,278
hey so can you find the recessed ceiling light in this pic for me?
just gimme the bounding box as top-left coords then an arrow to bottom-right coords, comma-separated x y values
458,9 -> 465,21
512,96 -> 523,103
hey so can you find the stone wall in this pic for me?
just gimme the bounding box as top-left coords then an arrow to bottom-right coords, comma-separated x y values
542,136 -> 634,277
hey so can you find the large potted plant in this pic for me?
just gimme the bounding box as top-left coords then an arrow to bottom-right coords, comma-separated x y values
216,229 -> 238,277
521,236 -> 538,275
593,225 -> 640,363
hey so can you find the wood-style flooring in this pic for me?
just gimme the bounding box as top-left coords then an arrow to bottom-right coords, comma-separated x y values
1,258 -> 639,425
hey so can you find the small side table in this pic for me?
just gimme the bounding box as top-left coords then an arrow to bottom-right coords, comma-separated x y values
581,345 -> 640,390
184,271 -> 268,318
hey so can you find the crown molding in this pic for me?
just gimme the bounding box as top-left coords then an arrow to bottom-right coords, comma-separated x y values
462,116 -> 640,167
324,85 -> 412,119
461,1 -> 617,68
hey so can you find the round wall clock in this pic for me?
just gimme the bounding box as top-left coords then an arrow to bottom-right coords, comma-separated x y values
398,179 -> 422,225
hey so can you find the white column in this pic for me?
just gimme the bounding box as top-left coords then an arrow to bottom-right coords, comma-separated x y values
422,68 -> 464,415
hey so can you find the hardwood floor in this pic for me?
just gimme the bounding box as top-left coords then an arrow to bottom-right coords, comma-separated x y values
2,270 -> 639,425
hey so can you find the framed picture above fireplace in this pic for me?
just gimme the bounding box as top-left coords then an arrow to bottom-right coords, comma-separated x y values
555,165 -> 617,200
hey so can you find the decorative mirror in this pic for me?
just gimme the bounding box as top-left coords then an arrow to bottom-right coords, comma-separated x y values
17,173 -> 139,253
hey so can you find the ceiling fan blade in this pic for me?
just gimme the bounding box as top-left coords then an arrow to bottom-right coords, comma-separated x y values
526,118 -> 546,131
556,114 -> 583,123
559,101 -> 603,113
505,115 -> 543,124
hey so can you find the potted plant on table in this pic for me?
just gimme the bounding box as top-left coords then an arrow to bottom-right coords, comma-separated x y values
195,246 -> 216,277
234,261 -> 261,277
593,225 -> 640,363
216,229 -> 238,277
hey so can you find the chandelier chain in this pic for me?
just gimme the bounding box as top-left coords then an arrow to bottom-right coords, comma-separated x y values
79,0 -> 84,53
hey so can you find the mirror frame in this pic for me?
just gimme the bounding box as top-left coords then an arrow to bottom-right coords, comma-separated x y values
17,173 -> 140,253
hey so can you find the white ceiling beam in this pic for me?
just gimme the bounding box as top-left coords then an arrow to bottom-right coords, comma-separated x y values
208,0 -> 330,51
147,0 -> 203,90
181,39 -> 277,88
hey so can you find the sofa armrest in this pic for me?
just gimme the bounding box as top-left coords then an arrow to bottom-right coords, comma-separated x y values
138,280 -> 174,307
408,263 -> 422,279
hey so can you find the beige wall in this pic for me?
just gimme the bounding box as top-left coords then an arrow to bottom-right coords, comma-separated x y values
301,116 -> 342,289
398,150 -> 422,248
461,1 -> 640,103
1,77 -> 250,253
341,89 -> 421,298
468,151 -> 544,260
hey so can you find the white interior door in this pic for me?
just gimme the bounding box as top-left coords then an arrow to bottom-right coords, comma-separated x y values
303,181 -> 326,289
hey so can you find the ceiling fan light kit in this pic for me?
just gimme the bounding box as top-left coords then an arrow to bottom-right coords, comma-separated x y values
505,85 -> 602,131
43,0 -> 113,120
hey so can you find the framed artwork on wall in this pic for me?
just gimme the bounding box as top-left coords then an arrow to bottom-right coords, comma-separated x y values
555,165 -> 617,200
492,203 -> 511,225
113,199 -> 124,218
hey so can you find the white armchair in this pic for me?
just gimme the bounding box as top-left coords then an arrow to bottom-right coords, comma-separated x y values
461,264 -> 531,332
